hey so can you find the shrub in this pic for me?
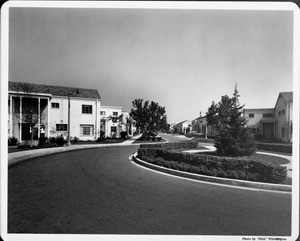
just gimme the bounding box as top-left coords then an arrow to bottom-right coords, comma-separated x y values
120,131 -> 128,139
49,136 -> 67,146
96,137 -> 105,142
256,143 -> 292,154
57,136 -> 67,146
71,136 -> 80,143
38,137 -> 48,147
17,144 -> 38,150
137,148 -> 287,184
8,137 -> 18,146
139,141 -> 198,150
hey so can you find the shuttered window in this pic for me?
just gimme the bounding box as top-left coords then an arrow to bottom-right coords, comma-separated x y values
80,125 -> 94,136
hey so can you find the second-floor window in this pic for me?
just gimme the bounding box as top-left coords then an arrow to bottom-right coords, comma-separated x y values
282,109 -> 285,115
263,113 -> 273,118
82,105 -> 92,114
51,103 -> 59,109
56,124 -> 67,131
248,114 -> 254,118
113,112 -> 118,116
100,111 -> 106,115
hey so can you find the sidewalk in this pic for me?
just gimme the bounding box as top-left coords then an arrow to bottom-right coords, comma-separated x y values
8,134 -> 143,167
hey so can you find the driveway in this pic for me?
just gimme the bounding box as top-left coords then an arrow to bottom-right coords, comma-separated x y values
8,145 -> 291,235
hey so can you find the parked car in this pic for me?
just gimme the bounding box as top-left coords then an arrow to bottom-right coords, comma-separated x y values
140,131 -> 162,141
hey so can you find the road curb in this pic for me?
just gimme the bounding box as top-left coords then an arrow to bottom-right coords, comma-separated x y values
132,153 -> 292,192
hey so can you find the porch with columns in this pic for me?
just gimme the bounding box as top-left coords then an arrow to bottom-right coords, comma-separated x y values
9,94 -> 51,144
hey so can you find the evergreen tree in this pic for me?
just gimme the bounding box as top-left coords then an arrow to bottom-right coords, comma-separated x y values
206,85 -> 256,156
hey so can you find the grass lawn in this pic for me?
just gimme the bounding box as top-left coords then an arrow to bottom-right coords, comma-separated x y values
195,151 -> 290,166
247,153 -> 290,166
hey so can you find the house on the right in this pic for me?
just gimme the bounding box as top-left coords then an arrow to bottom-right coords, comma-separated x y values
243,92 -> 293,142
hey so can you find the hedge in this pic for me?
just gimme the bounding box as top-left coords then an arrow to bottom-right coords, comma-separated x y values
139,141 -> 198,150
256,143 -> 292,154
137,148 -> 287,184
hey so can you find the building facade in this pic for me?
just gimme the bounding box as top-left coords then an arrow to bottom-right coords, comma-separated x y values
9,81 -> 102,143
191,115 -> 217,137
173,120 -> 191,134
100,106 -> 136,138
243,92 -> 293,142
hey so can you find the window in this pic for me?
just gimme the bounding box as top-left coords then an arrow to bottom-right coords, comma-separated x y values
263,113 -> 273,118
282,109 -> 285,115
278,111 -> 281,116
113,112 -> 118,116
111,126 -> 117,132
80,125 -> 94,136
82,105 -> 92,114
248,114 -> 255,118
51,103 -> 59,108
100,111 -> 106,115
56,124 -> 67,131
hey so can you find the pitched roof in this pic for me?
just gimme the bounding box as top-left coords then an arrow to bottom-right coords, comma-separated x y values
9,81 -> 101,99
176,120 -> 189,125
279,92 -> 293,102
275,91 -> 293,108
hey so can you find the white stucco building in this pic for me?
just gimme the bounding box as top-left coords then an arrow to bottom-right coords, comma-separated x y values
100,105 -> 135,138
173,120 -> 191,134
8,81 -> 102,143
191,115 -> 217,137
243,92 -> 293,142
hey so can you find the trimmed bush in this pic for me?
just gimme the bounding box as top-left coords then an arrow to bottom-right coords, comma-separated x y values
256,143 -> 292,154
137,148 -> 287,184
139,141 -> 198,150
38,137 -> 48,147
120,131 -> 128,139
71,136 -> 80,143
8,137 -> 18,146
48,136 -> 66,146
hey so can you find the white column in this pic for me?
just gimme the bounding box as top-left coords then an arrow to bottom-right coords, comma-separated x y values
19,96 -> 22,142
9,95 -> 13,137
95,100 -> 98,139
47,98 -> 50,137
38,97 -> 41,138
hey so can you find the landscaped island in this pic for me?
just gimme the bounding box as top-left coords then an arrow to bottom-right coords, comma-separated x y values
137,141 -> 289,184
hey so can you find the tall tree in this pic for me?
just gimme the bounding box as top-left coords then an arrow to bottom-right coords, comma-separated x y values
130,98 -> 167,133
206,85 -> 256,156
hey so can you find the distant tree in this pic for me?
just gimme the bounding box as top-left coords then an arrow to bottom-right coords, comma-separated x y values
206,85 -> 256,156
130,98 -> 167,133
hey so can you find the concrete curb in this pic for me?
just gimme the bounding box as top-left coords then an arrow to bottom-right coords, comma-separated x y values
132,153 -> 292,192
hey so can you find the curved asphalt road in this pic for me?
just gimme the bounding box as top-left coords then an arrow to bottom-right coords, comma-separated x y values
8,136 -> 291,235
